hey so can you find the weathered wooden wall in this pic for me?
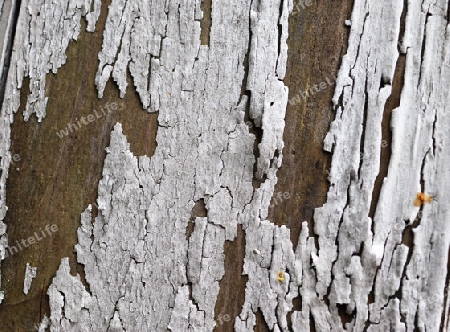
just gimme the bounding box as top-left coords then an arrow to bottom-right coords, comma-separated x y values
0,0 -> 449,331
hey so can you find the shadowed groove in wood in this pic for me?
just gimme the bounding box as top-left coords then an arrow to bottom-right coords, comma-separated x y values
368,0 -> 407,222
286,295 -> 301,329
255,308 -> 271,332
187,199 -> 207,240
367,0 -> 407,307
0,2 -> 158,330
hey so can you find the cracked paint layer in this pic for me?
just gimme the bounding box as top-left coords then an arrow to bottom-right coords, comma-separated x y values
0,0 -> 449,330
4,0 -> 294,329
42,0 -> 294,326
309,0 -> 450,330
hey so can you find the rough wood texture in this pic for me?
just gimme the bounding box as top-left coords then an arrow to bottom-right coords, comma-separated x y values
0,0 -> 449,331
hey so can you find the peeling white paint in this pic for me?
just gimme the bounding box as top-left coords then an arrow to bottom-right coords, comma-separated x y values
0,0 -> 18,90
41,0 -> 293,328
312,0 -> 450,330
23,262 -> 36,295
0,0 -> 100,304
0,0 -> 20,304
0,0 -> 449,330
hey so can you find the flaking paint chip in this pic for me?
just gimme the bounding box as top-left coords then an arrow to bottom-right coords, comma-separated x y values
23,263 -> 37,295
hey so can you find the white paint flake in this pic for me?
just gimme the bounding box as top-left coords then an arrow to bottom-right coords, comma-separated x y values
23,262 -> 37,295
35,315 -> 50,332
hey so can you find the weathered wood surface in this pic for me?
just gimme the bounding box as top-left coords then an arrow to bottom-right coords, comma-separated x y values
0,0 -> 449,331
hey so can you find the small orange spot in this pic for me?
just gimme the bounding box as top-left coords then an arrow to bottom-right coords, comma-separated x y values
414,192 -> 433,206
277,271 -> 285,282
168,92 -> 172,96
